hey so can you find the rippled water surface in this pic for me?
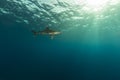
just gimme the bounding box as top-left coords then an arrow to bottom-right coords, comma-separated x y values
0,0 -> 120,80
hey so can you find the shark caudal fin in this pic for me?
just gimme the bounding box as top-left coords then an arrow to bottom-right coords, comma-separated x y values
31,30 -> 38,36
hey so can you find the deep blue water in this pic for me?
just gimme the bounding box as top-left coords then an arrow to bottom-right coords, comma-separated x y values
1,22 -> 120,80
1,0 -> 120,80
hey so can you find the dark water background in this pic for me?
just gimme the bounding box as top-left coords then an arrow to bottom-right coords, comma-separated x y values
1,20 -> 120,80
1,0 -> 120,80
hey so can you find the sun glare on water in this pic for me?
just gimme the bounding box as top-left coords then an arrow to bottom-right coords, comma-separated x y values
65,0 -> 119,12
85,0 -> 109,12
86,0 -> 108,7
71,0 -> 110,12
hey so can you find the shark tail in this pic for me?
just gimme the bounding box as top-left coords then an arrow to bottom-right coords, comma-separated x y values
31,30 -> 38,36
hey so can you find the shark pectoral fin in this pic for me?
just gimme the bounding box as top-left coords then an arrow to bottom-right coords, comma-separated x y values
50,35 -> 54,39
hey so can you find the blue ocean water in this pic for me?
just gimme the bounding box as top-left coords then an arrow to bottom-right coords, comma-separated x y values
1,0 -> 120,80
1,21 -> 120,80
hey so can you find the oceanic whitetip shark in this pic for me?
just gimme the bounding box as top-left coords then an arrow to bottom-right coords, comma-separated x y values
32,26 -> 61,39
